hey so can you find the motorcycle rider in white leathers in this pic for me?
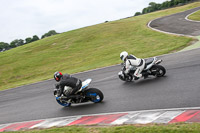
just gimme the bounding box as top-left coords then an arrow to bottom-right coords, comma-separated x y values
120,51 -> 146,80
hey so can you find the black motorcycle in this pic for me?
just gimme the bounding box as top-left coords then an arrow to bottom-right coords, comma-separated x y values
54,79 -> 104,107
118,57 -> 166,82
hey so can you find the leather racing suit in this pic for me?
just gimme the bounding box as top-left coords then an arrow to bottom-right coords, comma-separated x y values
124,55 -> 145,78
55,74 -> 82,97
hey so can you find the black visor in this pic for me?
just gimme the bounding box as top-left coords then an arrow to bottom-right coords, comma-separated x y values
120,55 -> 124,60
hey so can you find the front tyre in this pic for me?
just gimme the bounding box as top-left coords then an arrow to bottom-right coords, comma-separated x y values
118,72 -> 133,82
85,88 -> 104,103
151,64 -> 166,77
56,97 -> 71,107
125,74 -> 133,82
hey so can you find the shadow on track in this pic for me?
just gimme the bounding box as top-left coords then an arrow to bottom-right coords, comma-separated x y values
59,101 -> 106,111
122,76 -> 168,86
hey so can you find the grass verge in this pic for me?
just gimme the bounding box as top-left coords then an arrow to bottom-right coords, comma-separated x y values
181,36 -> 200,51
5,123 -> 200,133
188,9 -> 200,21
0,2 -> 200,91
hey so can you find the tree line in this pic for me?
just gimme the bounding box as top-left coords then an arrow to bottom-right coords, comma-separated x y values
134,0 -> 196,16
0,30 -> 58,52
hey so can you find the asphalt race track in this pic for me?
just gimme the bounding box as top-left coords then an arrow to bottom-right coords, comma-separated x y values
1,8 -> 200,125
149,7 -> 200,36
1,48 -> 200,125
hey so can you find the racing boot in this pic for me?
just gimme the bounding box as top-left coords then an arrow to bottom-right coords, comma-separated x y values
142,72 -> 148,79
134,76 -> 139,80
60,96 -> 68,101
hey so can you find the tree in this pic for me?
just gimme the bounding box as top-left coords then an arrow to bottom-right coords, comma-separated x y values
25,37 -> 32,44
0,42 -> 9,51
154,3 -> 162,10
10,39 -> 24,47
161,1 -> 171,9
142,8 -> 148,14
32,35 -> 39,42
41,30 -> 58,39
170,0 -> 175,6
134,12 -> 142,16
149,2 -> 156,7
180,0 -> 187,3
137,0 -> 195,17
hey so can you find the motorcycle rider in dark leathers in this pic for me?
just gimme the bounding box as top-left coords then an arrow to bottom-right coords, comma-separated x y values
54,71 -> 82,100
120,51 -> 146,80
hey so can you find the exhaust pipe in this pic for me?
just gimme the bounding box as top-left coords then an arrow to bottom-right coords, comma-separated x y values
155,59 -> 162,64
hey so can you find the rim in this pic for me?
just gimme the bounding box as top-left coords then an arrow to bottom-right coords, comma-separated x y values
87,92 -> 101,103
126,75 -> 133,81
96,95 -> 101,101
157,69 -> 164,76
56,97 -> 71,107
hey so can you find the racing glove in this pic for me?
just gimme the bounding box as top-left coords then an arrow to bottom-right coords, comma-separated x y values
55,84 -> 59,89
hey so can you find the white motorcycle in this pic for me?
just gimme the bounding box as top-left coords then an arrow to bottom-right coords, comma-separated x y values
118,57 -> 166,82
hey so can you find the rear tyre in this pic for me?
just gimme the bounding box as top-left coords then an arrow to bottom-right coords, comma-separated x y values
85,88 -> 104,103
151,65 -> 166,77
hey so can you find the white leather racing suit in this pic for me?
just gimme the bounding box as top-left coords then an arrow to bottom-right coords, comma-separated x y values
124,55 -> 145,78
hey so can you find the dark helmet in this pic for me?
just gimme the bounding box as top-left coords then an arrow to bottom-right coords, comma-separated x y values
54,71 -> 63,82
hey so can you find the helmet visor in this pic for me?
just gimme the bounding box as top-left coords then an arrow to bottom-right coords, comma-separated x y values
120,55 -> 124,60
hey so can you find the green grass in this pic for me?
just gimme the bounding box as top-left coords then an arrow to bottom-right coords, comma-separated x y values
188,9 -> 200,21
5,123 -> 200,133
1,2 -> 200,91
181,36 -> 200,51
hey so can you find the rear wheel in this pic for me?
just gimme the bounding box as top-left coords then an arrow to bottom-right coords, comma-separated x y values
151,65 -> 166,77
85,88 -> 104,103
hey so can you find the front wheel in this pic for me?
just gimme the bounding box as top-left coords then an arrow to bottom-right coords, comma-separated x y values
85,88 -> 104,103
118,71 -> 133,82
56,97 -> 71,107
125,74 -> 133,82
151,64 -> 166,77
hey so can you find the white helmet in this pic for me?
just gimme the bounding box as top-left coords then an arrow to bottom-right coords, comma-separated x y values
120,51 -> 128,61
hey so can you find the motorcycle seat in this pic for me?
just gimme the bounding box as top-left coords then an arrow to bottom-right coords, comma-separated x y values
144,58 -> 154,65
